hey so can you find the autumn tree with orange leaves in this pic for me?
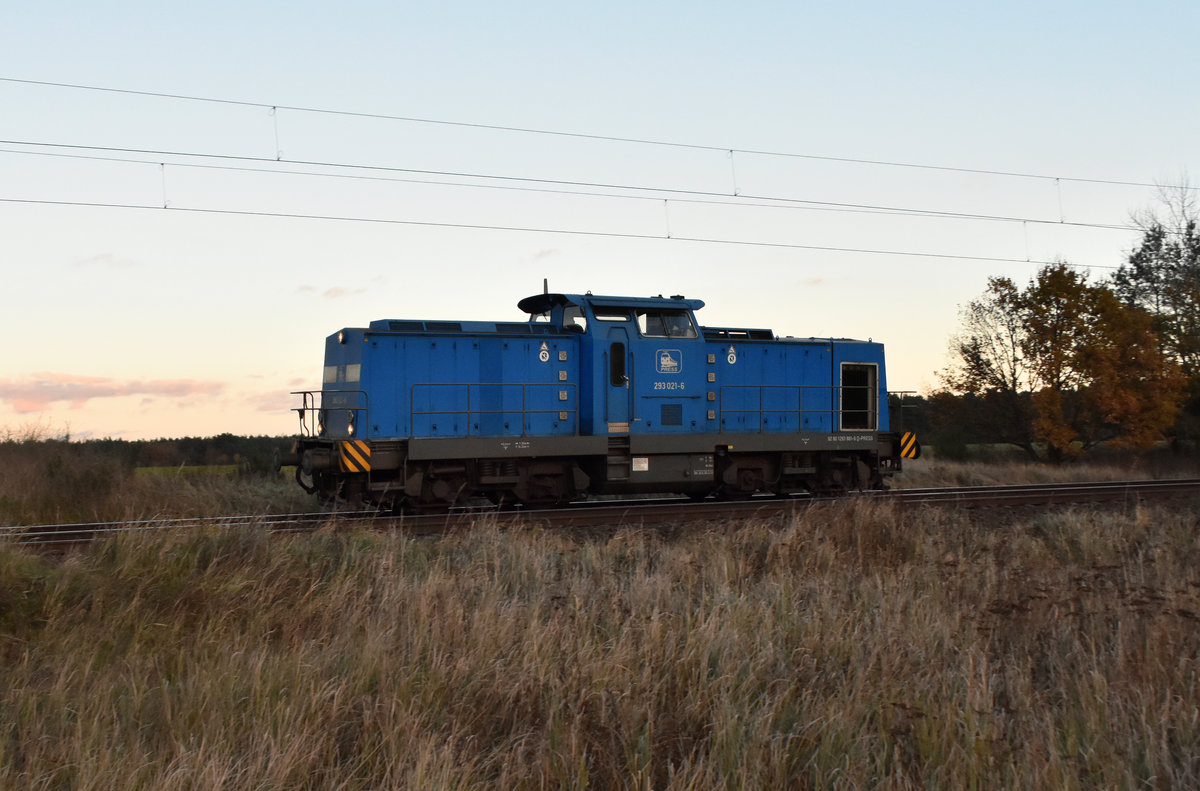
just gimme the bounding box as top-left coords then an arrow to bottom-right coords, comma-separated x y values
943,263 -> 1184,462
1112,183 -> 1200,445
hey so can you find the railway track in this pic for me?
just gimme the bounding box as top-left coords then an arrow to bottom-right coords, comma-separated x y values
4,478 -> 1200,548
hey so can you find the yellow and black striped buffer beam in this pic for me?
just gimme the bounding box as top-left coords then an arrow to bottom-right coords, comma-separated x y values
900,432 -> 921,459
339,440 -> 372,472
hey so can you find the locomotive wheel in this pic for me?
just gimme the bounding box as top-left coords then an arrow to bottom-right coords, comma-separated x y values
816,466 -> 851,496
513,460 -> 578,507
717,463 -> 766,499
429,475 -> 467,504
336,478 -> 368,510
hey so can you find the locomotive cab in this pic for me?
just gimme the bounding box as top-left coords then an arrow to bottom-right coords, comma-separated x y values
518,292 -> 709,439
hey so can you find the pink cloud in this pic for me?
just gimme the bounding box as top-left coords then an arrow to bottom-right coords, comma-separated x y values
0,372 -> 226,413
244,390 -> 299,413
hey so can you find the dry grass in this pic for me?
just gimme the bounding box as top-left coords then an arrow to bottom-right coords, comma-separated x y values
2,496 -> 1199,789
0,441 -> 313,526
893,454 -> 1199,489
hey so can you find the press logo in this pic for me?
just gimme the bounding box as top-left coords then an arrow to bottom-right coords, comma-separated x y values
656,349 -> 682,374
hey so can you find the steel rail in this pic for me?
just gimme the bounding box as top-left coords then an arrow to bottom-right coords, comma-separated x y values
4,479 -> 1199,547
0,511 -> 375,547
888,479 -> 1200,506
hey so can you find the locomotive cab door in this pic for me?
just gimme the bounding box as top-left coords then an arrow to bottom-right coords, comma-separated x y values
605,327 -> 632,434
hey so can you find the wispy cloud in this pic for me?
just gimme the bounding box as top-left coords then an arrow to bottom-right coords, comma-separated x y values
322,287 -> 366,299
0,372 -> 226,412
244,390 -> 298,414
297,281 -> 377,298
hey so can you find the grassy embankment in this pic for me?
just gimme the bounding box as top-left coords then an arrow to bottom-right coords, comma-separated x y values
2,452 -> 1199,788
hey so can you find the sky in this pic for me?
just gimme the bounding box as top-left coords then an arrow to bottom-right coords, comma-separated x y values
1,0 -> 1197,440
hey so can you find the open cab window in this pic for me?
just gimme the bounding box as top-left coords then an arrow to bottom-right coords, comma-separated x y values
636,309 -> 697,338
563,306 -> 588,332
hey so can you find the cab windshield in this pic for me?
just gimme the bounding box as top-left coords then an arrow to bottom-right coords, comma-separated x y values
637,309 -> 697,338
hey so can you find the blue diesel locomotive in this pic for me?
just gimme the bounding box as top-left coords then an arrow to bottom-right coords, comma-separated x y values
281,290 -> 913,510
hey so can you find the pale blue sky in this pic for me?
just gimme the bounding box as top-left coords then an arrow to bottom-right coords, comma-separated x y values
1,1 -> 1196,439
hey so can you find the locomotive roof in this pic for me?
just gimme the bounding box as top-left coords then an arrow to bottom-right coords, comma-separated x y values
517,292 -> 706,315
357,292 -> 877,345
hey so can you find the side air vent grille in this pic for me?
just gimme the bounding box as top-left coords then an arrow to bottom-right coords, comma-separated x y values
386,321 -> 425,332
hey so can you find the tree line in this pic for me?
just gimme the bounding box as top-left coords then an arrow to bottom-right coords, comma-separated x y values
0,434 -> 288,473
930,186 -> 1200,461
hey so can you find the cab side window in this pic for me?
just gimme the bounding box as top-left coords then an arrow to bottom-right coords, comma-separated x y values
610,342 -> 627,386
563,306 -> 588,333
637,309 -> 697,338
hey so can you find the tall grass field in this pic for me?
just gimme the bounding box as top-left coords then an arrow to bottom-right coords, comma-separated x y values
3,478 -> 1199,788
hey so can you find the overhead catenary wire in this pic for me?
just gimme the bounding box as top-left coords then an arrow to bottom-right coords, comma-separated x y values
0,140 -> 1143,234
0,76 -> 1179,274
0,195 -> 1117,270
2,75 -> 1194,193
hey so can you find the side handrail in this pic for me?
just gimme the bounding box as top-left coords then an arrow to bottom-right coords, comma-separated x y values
410,382 -> 579,436
718,383 -> 877,432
